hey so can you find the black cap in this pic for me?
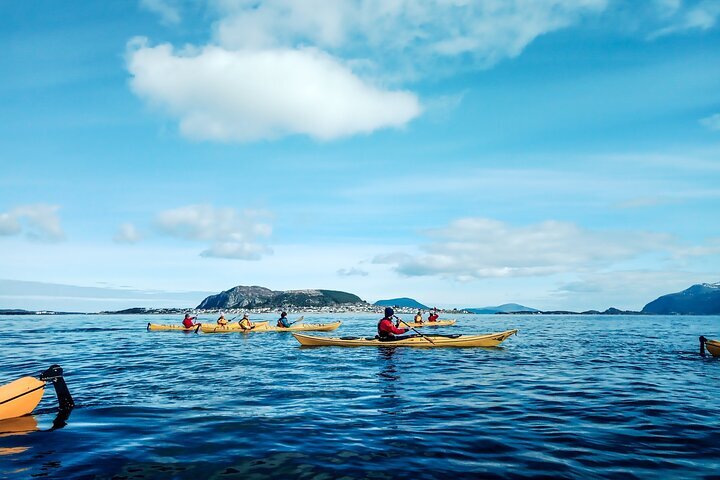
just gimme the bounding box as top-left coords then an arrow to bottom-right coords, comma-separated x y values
384,307 -> 394,317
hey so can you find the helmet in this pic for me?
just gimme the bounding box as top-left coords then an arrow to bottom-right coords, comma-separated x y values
384,307 -> 394,318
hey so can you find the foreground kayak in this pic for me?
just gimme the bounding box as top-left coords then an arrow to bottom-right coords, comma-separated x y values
400,319 -> 456,328
200,320 -> 341,334
700,336 -> 720,357
0,377 -> 45,421
0,365 -> 74,421
293,329 -> 518,348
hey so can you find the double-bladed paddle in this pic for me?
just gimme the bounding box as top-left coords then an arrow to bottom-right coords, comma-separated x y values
394,315 -> 435,345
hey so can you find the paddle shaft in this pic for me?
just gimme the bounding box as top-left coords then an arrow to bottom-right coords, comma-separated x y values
290,316 -> 305,325
395,316 -> 435,345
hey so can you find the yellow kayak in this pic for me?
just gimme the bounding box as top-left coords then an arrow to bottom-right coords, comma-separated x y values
0,377 -> 45,421
200,320 -> 341,334
254,321 -> 341,332
701,337 -> 720,357
147,323 -> 199,332
198,321 -> 270,333
293,329 -> 518,348
0,365 -> 74,421
400,319 -> 456,328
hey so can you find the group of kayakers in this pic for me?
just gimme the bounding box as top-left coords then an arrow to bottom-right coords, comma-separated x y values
180,306 -> 442,339
182,312 -> 255,330
182,311 -> 292,330
413,308 -> 439,324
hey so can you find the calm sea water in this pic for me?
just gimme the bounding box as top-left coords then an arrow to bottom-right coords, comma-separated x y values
1,313 -> 719,479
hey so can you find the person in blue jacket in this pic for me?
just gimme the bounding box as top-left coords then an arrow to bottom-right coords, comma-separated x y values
277,311 -> 291,328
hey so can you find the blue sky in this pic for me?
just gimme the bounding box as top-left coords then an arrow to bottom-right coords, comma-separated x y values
2,0 -> 719,312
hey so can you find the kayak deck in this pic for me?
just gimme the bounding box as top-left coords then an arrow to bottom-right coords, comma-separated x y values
255,321 -> 342,333
0,377 -> 45,421
147,323 -> 198,332
293,329 -> 518,348
401,319 -> 456,328
198,321 -> 270,333
200,321 -> 341,333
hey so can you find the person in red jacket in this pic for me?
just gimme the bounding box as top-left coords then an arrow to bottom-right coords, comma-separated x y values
182,313 -> 198,328
428,308 -> 439,322
377,307 -> 409,340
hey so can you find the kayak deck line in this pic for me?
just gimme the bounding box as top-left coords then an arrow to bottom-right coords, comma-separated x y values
293,329 -> 518,348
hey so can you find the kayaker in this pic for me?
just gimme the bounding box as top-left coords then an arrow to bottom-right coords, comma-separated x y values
277,311 -> 291,328
377,307 -> 409,340
182,313 -> 198,328
217,314 -> 228,326
238,313 -> 254,330
414,310 -> 423,324
428,308 -> 439,323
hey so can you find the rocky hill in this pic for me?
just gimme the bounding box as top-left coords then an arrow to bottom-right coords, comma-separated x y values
466,303 -> 539,314
641,282 -> 720,315
197,285 -> 365,309
374,297 -> 429,309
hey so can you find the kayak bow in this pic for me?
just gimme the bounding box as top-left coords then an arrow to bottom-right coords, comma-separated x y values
0,365 -> 74,421
700,336 -> 720,357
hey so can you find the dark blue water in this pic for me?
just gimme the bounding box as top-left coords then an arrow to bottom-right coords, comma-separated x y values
1,314 -> 719,479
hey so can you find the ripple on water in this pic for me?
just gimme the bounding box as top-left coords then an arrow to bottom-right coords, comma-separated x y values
1,314 -> 720,478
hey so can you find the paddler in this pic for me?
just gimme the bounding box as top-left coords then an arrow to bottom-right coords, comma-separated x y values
428,308 -> 439,323
277,311 -> 291,328
238,313 -> 254,330
217,313 -> 228,326
182,313 -> 198,328
413,310 -> 423,324
377,307 -> 409,340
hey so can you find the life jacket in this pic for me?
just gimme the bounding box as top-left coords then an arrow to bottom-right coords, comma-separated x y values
377,317 -> 406,338
182,318 -> 194,328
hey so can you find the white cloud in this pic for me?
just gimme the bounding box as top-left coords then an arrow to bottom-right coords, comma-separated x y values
140,0 -> 181,24
213,0 -> 608,68
127,39 -> 421,142
114,223 -> 142,244
0,204 -> 65,242
649,0 -> 720,38
0,212 -> 21,235
337,267 -> 369,277
127,0 -> 616,142
700,113 -> 720,131
374,218 -> 676,280
155,204 -> 273,260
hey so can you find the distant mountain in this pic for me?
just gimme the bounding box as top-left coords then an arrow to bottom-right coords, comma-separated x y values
466,303 -> 539,314
197,285 -> 364,309
641,282 -> 720,315
0,309 -> 81,315
374,297 -> 429,310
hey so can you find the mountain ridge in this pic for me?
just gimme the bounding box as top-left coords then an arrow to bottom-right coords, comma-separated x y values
197,285 -> 365,309
374,297 -> 429,309
641,282 -> 720,315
